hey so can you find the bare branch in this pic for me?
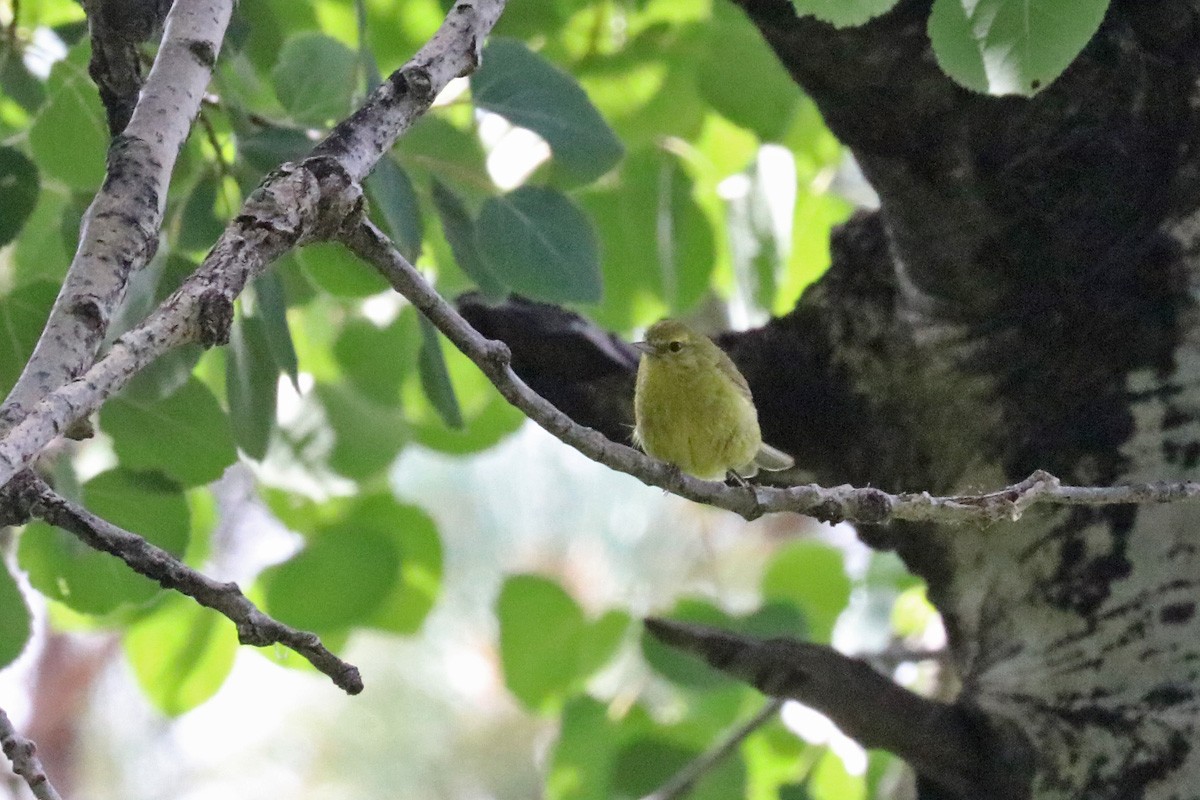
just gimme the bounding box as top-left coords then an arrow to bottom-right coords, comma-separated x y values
642,698 -> 785,800
642,618 -> 1030,800
341,220 -> 1200,526
0,0 -> 505,487
0,707 -> 63,800
6,472 -> 362,694
0,0 -> 234,435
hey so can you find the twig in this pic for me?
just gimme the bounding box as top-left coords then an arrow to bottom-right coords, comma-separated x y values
642,698 -> 785,800
0,706 -> 63,800
1,0 -> 235,434
6,472 -> 362,694
340,220 -> 1200,526
642,618 -> 1029,800
0,0 -> 506,488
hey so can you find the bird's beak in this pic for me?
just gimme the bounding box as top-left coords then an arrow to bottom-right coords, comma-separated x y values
632,341 -> 654,355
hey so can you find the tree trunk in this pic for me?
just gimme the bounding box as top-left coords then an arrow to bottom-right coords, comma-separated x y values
464,1 -> 1200,796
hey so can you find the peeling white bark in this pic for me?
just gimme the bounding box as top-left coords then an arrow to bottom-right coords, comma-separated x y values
0,0 -> 235,432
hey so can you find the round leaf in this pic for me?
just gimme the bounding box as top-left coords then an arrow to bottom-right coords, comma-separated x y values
928,0 -> 1110,96
760,541 -> 850,643
788,0 -> 902,27
271,32 -> 359,126
497,574 -> 587,712
102,377 -> 238,487
124,592 -> 237,716
476,186 -> 602,304
262,525 -> 401,631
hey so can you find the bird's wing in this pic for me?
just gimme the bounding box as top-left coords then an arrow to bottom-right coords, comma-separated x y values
713,348 -> 753,402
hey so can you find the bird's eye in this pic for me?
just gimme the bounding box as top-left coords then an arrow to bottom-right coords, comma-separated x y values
668,341 -> 683,353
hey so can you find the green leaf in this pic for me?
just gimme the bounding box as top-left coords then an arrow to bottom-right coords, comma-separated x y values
0,563 -> 31,669
124,592 -> 237,716
578,609 -> 631,677
28,43 -> 107,191
497,574 -> 588,712
472,38 -> 623,184
271,32 -> 360,126
416,315 -> 464,430
430,179 -> 507,299
810,749 -> 865,800
253,272 -> 300,388
760,541 -> 850,643
262,523 -> 401,632
227,311 -> 279,460
333,315 -> 412,405
476,186 -> 602,304
582,148 -> 715,330
0,146 -> 39,246
395,116 -> 491,198
316,383 -> 408,480
354,496 -> 443,634
18,469 -> 190,615
789,0 -> 901,27
366,155 -> 423,262
928,0 -> 1110,96
0,280 -> 57,394
613,736 -> 746,800
698,4 -> 801,139
547,696 -> 621,800
235,125 -> 312,175
177,172 -> 229,252
297,241 -> 390,298
0,41 -> 47,113
13,188 -> 73,287
102,377 -> 238,487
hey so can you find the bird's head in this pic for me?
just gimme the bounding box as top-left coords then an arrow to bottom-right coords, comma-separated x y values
633,319 -> 709,368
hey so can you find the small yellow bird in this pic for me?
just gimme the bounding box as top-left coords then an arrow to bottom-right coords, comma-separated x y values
633,319 -> 794,481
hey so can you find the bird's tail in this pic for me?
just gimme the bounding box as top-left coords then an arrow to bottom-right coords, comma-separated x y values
754,442 -> 794,472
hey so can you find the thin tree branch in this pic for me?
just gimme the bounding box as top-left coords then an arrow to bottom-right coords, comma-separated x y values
0,707 -> 63,800
0,0 -> 506,488
642,698 -> 785,800
0,0 -> 234,436
3,472 -> 362,694
340,219 -> 1200,526
642,618 -> 1030,800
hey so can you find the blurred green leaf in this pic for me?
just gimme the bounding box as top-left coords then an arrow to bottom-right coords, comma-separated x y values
761,542 -> 850,643
416,315 -> 464,430
349,495 -> 444,634
316,382 -> 408,480
472,38 -> 623,184
334,316 -> 412,405
928,0 -> 1109,96
262,523 -> 401,631
178,172 -> 229,252
13,188 -> 73,287
698,4 -> 800,140
102,378 -> 237,487
227,311 -> 279,460
297,241 -> 390,297
809,749 -> 865,800
366,155 -> 423,262
498,574 -> 624,713
0,280 -> 57,394
124,592 -> 238,716
29,43 -> 107,191
272,32 -> 360,126
430,178 -> 507,299
0,146 -> 39,247
614,735 -> 746,800
236,125 -> 312,174
0,563 -> 31,669
395,116 -> 491,198
253,272 -> 300,388
789,0 -> 901,27
582,147 -> 714,330
476,186 -> 601,304
18,469 -> 190,615
0,42 -> 47,113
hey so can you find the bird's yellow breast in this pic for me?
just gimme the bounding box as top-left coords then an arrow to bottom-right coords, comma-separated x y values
634,348 -> 762,480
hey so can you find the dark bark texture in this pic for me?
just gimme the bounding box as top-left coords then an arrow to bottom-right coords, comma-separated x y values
462,1 -> 1200,797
